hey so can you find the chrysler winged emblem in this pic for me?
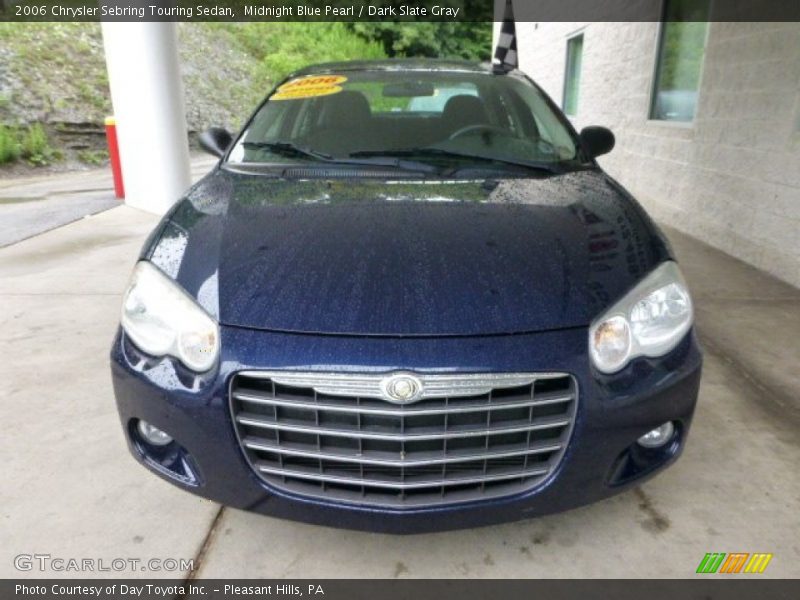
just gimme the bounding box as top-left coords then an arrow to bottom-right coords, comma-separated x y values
380,373 -> 424,404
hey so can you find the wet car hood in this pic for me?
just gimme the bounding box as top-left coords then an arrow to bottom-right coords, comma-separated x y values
145,168 -> 671,336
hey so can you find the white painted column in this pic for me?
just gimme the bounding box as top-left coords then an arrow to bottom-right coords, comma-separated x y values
100,22 -> 191,214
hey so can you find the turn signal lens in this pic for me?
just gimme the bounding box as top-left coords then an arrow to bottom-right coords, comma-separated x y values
590,316 -> 632,373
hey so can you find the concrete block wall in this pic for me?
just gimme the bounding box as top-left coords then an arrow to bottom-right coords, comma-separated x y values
510,22 -> 800,288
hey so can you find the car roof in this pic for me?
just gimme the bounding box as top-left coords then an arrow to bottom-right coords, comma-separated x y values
290,59 -> 494,78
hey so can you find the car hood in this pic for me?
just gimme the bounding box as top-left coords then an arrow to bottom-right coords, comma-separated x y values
144,168 -> 671,336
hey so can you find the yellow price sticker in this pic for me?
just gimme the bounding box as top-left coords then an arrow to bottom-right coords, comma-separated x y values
272,75 -> 348,101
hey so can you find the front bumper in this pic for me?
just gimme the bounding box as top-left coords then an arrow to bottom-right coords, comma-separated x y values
110,325 -> 702,533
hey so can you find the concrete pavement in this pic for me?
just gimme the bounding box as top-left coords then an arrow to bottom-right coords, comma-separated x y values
0,157 -> 217,247
1,192 -> 798,578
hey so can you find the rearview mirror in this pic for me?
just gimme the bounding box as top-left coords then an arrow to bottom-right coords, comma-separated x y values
579,126 -> 615,159
199,127 -> 233,158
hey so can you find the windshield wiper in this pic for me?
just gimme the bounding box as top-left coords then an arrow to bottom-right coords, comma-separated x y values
241,141 -> 438,174
350,147 -> 563,175
243,141 -> 332,161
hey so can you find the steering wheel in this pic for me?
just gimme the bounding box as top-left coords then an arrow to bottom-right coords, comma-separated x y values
448,124 -> 508,141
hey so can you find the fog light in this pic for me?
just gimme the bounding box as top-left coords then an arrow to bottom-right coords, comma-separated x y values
637,421 -> 675,449
137,420 -> 174,447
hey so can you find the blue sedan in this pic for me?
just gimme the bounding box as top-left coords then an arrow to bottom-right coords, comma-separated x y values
111,60 -> 702,533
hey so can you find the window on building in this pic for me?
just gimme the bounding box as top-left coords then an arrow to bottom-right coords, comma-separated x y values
563,34 -> 583,117
650,0 -> 710,122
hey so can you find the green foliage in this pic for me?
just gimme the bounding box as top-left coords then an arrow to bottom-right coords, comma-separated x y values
0,124 -> 21,164
77,149 -> 109,166
657,21 -> 708,91
0,21 -> 494,170
657,0 -> 711,92
349,23 -> 492,61
20,123 -> 59,166
215,23 -> 387,90
213,21 -> 491,102
0,22 -> 110,121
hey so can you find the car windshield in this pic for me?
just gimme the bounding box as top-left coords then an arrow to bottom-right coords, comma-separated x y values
226,69 -> 582,173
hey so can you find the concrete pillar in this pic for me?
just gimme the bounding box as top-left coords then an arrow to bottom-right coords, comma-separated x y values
100,22 -> 191,214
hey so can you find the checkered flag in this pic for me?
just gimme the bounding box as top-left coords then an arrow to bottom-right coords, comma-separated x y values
493,0 -> 518,70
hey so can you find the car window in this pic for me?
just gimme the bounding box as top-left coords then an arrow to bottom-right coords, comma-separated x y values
404,84 -> 479,113
228,70 -> 580,170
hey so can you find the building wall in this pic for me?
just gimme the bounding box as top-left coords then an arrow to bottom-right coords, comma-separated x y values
510,22 -> 800,287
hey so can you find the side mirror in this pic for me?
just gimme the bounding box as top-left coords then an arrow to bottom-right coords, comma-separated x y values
199,127 -> 233,158
579,126 -> 615,159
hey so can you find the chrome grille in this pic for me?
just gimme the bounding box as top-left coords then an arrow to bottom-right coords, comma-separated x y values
230,371 -> 577,507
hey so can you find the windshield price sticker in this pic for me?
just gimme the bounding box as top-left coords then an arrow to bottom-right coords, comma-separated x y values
272,75 -> 348,100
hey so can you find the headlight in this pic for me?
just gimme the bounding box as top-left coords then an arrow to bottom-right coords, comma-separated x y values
589,261 -> 693,373
121,261 -> 219,372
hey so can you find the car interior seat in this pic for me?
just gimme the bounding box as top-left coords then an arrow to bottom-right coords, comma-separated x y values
440,95 -> 490,137
306,91 -> 373,155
